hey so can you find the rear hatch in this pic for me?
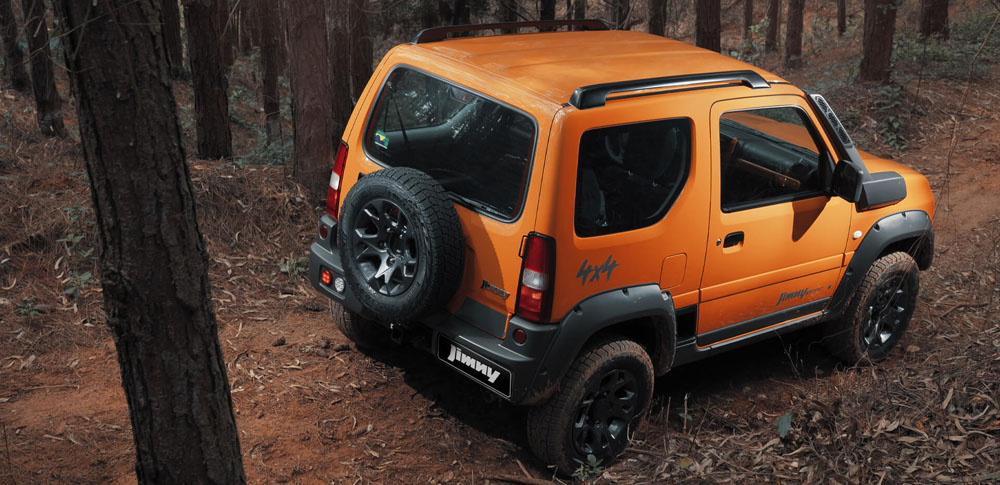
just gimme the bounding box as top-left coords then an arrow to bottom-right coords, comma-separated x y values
358,66 -> 540,337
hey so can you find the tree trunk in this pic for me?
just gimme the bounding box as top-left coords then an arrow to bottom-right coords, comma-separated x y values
257,0 -> 282,145
283,0 -> 334,201
161,0 -> 184,78
451,0 -> 470,25
20,0 -> 64,136
742,0 -> 753,46
184,0 -> 233,159
696,0 -> 721,52
0,0 -> 29,92
218,0 -> 234,67
765,0 -> 779,52
918,0 -> 948,39
837,0 -> 846,36
328,0 -> 371,140
859,0 -> 899,83
647,0 -> 665,36
540,0 -> 555,21
499,0 -> 519,33
236,0 -> 254,54
51,0 -> 246,482
784,0 -> 803,68
573,0 -> 585,20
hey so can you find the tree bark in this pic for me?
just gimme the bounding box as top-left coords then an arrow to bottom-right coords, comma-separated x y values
742,0 -> 753,46
573,0 -> 585,20
257,0 -> 282,145
837,0 -> 846,36
283,0 -> 334,201
784,0 -> 803,68
51,0 -> 246,482
0,0 -> 29,92
161,0 -> 184,78
696,0 -> 721,52
184,0 -> 233,159
647,0 -> 665,36
859,0 -> 899,83
20,0 -> 64,136
218,0 -> 234,67
765,0 -> 779,52
918,0 -> 948,39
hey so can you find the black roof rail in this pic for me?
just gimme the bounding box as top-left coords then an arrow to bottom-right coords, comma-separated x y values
569,70 -> 771,109
411,19 -> 610,44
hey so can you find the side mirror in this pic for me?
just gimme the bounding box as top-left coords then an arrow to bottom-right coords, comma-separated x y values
832,159 -> 863,203
857,171 -> 907,211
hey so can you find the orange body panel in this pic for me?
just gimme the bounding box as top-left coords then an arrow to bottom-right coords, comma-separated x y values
333,29 -> 934,345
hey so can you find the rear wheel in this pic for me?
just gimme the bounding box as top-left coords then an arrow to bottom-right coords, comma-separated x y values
824,251 -> 919,364
332,302 -> 389,349
526,339 -> 654,474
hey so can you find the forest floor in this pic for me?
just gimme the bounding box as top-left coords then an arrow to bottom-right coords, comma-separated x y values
3,2 -> 1000,484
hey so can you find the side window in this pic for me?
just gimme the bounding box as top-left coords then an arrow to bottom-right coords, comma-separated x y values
719,106 -> 825,212
575,119 -> 691,237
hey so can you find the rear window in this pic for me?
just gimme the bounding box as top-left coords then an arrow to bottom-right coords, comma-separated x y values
364,67 -> 536,220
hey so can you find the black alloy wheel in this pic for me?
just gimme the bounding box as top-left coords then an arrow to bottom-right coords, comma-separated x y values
352,198 -> 420,297
573,368 -> 641,457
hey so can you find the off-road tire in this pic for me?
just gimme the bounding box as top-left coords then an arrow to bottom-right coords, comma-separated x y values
526,338 -> 654,475
332,302 -> 390,349
338,167 -> 464,323
823,251 -> 919,364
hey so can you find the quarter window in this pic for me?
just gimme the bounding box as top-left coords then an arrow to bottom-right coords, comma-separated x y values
719,106 -> 825,211
575,119 -> 691,237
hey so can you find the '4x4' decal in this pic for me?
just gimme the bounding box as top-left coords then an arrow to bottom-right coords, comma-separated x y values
577,255 -> 618,286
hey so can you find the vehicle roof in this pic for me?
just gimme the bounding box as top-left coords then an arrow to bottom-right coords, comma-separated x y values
406,30 -> 787,109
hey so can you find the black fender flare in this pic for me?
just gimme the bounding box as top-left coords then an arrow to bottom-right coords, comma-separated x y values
525,284 -> 677,404
828,210 -> 933,317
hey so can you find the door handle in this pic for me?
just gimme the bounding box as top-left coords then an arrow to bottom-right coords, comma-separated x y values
723,231 -> 744,248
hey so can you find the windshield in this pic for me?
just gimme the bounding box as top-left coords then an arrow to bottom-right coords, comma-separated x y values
364,68 -> 536,220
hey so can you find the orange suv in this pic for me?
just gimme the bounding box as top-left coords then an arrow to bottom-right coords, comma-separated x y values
309,20 -> 935,473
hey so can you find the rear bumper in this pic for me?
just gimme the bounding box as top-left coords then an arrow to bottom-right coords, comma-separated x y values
308,215 -> 558,404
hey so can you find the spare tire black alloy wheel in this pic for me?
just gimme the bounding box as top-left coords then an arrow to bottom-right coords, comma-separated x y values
338,167 -> 464,323
352,198 -> 419,297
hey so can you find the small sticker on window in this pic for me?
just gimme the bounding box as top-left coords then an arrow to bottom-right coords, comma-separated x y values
374,130 -> 389,149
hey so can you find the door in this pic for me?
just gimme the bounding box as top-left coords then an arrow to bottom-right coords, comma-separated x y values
698,95 -> 852,345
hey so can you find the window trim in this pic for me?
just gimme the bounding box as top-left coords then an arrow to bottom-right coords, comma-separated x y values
361,64 -> 540,224
573,116 -> 694,238
718,104 -> 831,214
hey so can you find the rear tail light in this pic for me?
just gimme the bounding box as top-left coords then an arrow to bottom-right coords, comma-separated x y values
325,141 -> 349,220
515,233 -> 556,323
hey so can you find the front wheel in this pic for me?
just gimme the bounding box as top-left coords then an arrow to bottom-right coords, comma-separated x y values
823,251 -> 919,364
526,338 -> 654,474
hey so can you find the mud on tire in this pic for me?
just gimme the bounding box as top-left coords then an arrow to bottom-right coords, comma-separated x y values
338,167 -> 464,323
823,251 -> 919,364
526,338 -> 654,475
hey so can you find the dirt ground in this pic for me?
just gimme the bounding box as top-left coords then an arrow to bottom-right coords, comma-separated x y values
3,2 -> 1000,484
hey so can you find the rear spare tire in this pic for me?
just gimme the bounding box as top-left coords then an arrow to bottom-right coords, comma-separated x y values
338,167 -> 464,323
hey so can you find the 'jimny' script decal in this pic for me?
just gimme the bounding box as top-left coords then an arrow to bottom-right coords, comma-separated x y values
577,255 -> 619,286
